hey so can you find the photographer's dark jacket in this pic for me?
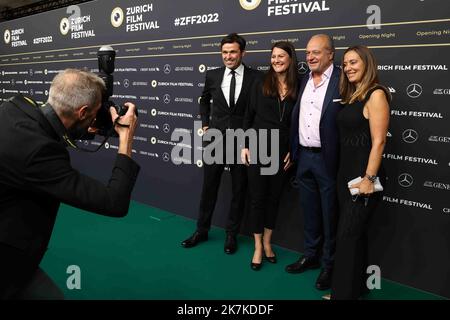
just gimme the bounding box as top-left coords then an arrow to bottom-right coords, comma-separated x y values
0,95 -> 140,264
199,65 -> 262,131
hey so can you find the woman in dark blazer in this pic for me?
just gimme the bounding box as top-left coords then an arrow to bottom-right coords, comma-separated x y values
241,41 -> 299,270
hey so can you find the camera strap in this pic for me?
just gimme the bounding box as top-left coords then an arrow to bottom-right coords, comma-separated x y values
68,116 -> 131,153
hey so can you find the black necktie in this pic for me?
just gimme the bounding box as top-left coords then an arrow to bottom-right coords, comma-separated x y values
229,70 -> 236,108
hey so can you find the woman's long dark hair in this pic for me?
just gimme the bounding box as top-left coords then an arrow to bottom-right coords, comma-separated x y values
262,41 -> 299,101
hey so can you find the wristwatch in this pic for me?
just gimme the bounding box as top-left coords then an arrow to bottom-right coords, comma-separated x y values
365,174 -> 377,183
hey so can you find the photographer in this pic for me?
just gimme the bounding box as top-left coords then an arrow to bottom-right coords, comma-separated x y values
0,68 -> 140,299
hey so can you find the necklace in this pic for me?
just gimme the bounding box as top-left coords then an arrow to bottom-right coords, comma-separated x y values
278,98 -> 286,122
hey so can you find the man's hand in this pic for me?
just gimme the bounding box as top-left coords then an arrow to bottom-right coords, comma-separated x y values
110,102 -> 138,157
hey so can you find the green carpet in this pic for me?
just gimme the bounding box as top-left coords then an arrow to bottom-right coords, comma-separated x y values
40,201 -> 445,300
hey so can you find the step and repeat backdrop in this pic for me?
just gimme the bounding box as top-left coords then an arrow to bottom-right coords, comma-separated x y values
0,0 -> 449,298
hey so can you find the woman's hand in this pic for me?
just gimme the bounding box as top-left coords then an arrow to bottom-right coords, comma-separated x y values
349,177 -> 374,196
283,152 -> 292,171
241,148 -> 251,166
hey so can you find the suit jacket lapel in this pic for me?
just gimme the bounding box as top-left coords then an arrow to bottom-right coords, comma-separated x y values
234,66 -> 249,111
321,66 -> 340,118
215,67 -> 228,107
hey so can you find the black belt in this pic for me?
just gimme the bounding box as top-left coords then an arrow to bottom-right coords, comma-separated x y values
299,145 -> 322,153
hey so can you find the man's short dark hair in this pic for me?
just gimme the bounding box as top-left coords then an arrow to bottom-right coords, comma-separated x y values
221,33 -> 246,51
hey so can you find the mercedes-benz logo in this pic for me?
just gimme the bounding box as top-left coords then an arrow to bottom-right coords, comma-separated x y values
163,94 -> 171,104
297,61 -> 309,75
163,123 -> 170,133
406,83 -> 422,98
163,64 -> 171,74
162,152 -> 170,162
402,129 -> 418,144
398,173 -> 414,188
123,79 -> 130,88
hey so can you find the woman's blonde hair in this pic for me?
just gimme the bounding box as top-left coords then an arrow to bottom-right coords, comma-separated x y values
340,45 -> 380,104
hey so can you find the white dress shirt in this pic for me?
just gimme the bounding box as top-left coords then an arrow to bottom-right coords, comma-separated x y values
299,64 -> 334,147
221,64 -> 244,107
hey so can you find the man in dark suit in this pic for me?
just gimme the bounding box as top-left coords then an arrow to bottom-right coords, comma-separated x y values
0,69 -> 140,299
285,34 -> 342,290
181,33 -> 261,254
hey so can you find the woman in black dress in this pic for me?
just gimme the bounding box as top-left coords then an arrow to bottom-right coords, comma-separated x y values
241,41 -> 299,270
330,45 -> 390,299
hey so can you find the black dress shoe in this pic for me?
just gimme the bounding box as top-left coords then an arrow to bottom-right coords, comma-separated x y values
315,269 -> 333,291
181,231 -> 208,248
264,253 -> 277,264
285,256 -> 320,273
224,234 -> 237,254
250,261 -> 262,271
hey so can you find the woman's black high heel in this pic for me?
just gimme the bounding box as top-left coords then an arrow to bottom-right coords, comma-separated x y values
264,253 -> 277,264
250,261 -> 262,271
251,249 -> 263,271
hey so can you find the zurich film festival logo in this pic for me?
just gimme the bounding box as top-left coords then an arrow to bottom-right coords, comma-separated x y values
240,0 -> 261,10
398,173 -> 414,188
60,17 -> 70,35
111,7 -> 124,28
406,83 -> 422,98
4,29 -> 10,44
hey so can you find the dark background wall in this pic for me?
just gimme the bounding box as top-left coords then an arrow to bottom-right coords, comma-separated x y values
0,0 -> 449,298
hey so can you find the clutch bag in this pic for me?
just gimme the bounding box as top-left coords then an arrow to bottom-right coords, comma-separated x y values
348,176 -> 383,195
